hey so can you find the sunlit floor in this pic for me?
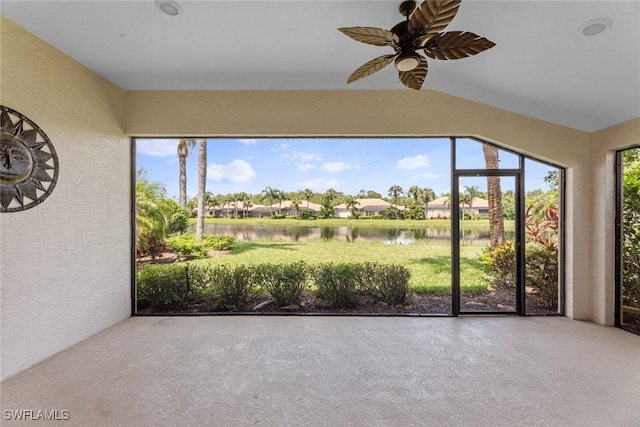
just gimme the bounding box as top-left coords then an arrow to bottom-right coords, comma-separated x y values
1,316 -> 639,426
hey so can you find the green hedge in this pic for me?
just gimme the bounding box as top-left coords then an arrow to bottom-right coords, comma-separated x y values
136,261 -> 410,312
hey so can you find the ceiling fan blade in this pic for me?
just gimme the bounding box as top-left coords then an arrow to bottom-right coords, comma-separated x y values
338,27 -> 399,47
347,54 -> 397,84
398,56 -> 428,90
409,0 -> 461,36
424,31 -> 496,60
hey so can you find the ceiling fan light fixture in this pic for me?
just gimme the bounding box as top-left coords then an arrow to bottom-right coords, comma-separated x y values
395,52 -> 420,72
578,18 -> 612,36
155,0 -> 182,16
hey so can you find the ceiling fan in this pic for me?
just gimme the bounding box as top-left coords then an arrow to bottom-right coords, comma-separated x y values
338,0 -> 495,90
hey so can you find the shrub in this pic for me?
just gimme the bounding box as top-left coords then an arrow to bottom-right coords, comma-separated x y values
137,264 -> 190,308
167,234 -> 209,260
480,241 -> 516,288
203,235 -> 234,251
256,262 -> 309,307
481,206 -> 560,308
526,245 -> 558,307
314,263 -> 361,308
211,265 -> 260,311
167,234 -> 234,261
297,208 -> 315,220
362,263 -> 411,305
168,210 -> 189,234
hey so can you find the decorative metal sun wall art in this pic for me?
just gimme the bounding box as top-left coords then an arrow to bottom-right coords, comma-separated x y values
0,106 -> 59,212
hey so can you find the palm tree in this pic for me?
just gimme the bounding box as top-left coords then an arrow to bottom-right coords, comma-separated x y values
344,195 -> 360,217
210,194 -> 223,217
195,138 -> 207,242
463,185 -> 481,216
223,194 -> 234,217
135,168 -> 168,255
290,197 -> 301,216
232,192 -> 241,218
324,188 -> 339,204
177,138 -> 196,208
274,189 -> 286,214
482,144 -> 505,248
357,189 -> 367,198
242,195 -> 253,218
388,185 -> 403,207
423,187 -> 436,218
261,186 -> 278,215
186,196 -> 197,216
407,185 -> 422,203
302,188 -> 314,209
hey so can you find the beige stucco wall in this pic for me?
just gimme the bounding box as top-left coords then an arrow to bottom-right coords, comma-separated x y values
589,118 -> 640,325
126,90 -> 593,320
0,17 -> 130,380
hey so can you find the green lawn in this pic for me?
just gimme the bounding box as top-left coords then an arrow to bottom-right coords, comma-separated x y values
190,239 -> 488,293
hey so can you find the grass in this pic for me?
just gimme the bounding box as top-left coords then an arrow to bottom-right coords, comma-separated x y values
201,216 -> 515,231
189,239 -> 489,293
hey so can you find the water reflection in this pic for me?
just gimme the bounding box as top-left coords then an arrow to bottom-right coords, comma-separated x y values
202,224 -> 514,244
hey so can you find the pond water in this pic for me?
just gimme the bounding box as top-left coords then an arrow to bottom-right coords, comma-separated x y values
202,224 -> 514,244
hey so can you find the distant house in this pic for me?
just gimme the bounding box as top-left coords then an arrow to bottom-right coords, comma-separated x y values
425,196 -> 489,219
208,201 -> 258,218
277,200 -> 322,217
334,198 -> 404,218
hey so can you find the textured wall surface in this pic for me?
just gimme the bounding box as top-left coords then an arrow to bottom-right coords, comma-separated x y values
0,17 -> 130,380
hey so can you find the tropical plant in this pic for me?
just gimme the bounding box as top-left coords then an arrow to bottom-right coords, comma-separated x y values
261,186 -> 279,215
344,195 -> 360,218
422,187 -> 436,219
407,185 -> 422,203
388,185 -> 403,207
136,169 -> 169,258
622,148 -> 640,309
290,197 -> 302,216
302,188 -> 314,209
461,185 -> 480,219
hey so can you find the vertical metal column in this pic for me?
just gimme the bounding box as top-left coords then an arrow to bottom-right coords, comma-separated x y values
451,137 -> 460,316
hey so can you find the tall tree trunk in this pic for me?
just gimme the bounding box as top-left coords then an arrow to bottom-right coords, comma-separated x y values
482,144 -> 505,248
195,139 -> 207,242
177,139 -> 188,208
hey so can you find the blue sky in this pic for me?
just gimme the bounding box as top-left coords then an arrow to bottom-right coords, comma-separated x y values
135,137 -> 555,200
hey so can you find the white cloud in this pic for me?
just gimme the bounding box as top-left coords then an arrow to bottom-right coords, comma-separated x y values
412,172 -> 439,180
299,178 -> 340,191
322,162 -> 352,173
271,143 -> 288,153
239,139 -> 259,146
208,159 -> 256,183
298,163 -> 317,172
289,151 -> 323,162
136,139 -> 180,157
396,154 -> 430,170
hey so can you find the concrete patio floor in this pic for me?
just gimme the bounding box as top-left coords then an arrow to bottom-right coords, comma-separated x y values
1,316 -> 639,426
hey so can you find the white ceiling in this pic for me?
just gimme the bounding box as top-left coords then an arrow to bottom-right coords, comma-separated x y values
2,0 -> 639,132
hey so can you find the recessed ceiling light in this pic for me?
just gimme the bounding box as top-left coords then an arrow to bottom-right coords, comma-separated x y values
578,18 -> 613,36
155,0 -> 182,16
